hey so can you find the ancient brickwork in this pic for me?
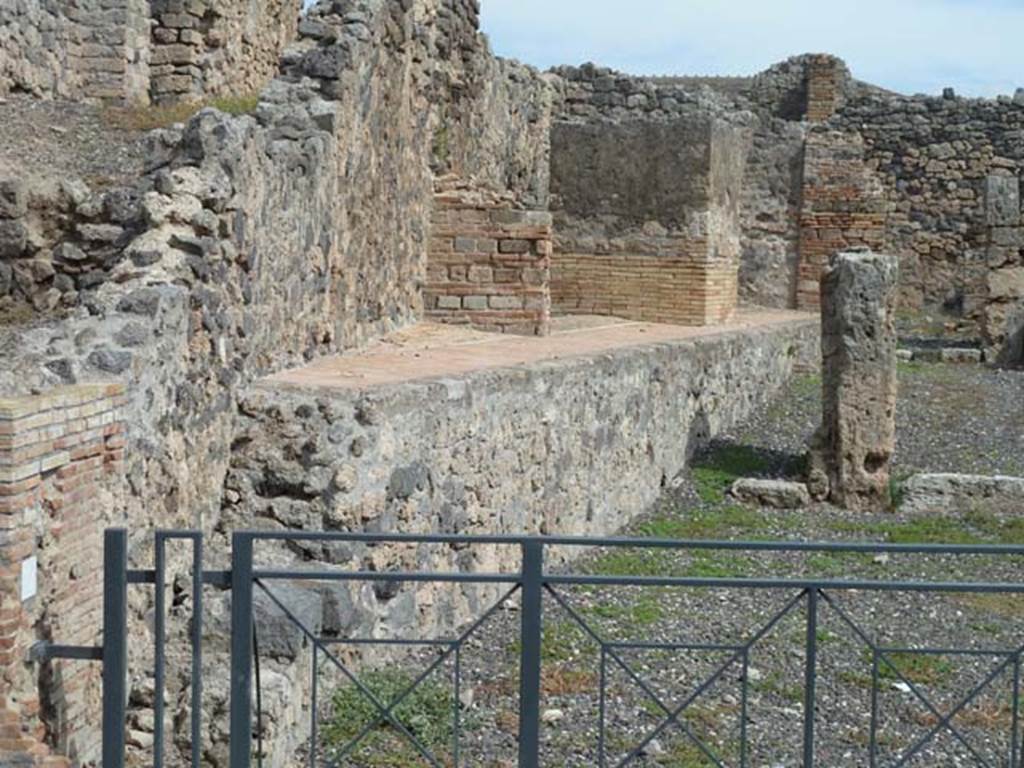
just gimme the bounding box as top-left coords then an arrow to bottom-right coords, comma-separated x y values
0,0 -> 149,103
149,0 -> 302,104
1,3 -> 556,762
0,1 -> 79,99
552,252 -> 738,326
71,0 -> 150,103
805,55 -> 845,122
810,252 -> 898,511
797,130 -> 888,310
426,180 -> 552,336
0,385 -> 125,768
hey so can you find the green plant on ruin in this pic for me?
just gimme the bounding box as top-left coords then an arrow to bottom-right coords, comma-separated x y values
690,445 -> 773,504
869,650 -> 953,686
323,668 -> 457,766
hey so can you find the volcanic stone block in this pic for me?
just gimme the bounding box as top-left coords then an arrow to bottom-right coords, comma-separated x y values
810,251 -> 899,511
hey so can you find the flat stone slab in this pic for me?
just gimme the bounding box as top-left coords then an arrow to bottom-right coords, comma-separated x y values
730,478 -> 811,509
900,473 -> 1024,513
264,309 -> 815,392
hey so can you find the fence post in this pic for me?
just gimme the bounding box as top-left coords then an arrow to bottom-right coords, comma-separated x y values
229,532 -> 255,768
102,528 -> 128,768
518,540 -> 544,768
803,588 -> 819,767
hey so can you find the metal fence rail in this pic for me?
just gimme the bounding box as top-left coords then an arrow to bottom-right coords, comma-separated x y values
42,529 -> 1024,767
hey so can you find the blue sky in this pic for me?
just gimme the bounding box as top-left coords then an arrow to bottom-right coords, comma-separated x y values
479,0 -> 1024,97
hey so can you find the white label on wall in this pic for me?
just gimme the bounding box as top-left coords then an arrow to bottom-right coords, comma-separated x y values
20,557 -> 37,602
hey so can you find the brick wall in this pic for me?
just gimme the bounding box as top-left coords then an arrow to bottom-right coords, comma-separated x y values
0,385 -> 125,768
797,130 -> 888,310
552,251 -> 739,326
426,181 -> 553,336
805,55 -> 845,123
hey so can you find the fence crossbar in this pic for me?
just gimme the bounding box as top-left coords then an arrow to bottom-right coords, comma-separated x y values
821,589 -> 1016,767
544,585 -> 727,767
254,580 -> 445,768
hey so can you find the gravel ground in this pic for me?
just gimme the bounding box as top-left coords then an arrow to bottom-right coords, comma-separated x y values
313,363 -> 1024,768
0,94 -> 149,187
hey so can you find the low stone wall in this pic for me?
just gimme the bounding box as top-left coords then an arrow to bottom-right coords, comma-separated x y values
426,181 -> 552,335
0,385 -> 125,768
220,316 -> 819,764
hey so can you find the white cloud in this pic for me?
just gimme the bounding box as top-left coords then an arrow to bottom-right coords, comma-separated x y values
479,0 -> 1024,97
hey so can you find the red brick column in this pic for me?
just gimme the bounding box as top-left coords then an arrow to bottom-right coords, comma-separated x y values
0,385 -> 125,768
805,54 -> 845,123
797,131 -> 888,310
427,181 -> 552,336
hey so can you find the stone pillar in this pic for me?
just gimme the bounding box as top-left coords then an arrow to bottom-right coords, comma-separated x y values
982,175 -> 1024,365
810,251 -> 899,511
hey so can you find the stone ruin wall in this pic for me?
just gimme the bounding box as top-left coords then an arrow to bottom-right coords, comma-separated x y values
0,1 -> 557,765
0,0 -> 300,105
825,91 -> 1024,360
0,0 -> 151,103
221,316 -> 819,766
2,6 -> 1024,766
149,0 -> 303,104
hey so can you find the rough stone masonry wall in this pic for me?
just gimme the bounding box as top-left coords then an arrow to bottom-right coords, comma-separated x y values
1,1 -> 556,764
220,316 -> 820,765
0,0 -> 150,103
0,0 -> 297,104
828,90 -> 1024,352
426,179 -> 552,335
0,385 -> 125,768
149,0 -> 302,104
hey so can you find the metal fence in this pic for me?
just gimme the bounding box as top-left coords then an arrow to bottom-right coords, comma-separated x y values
39,528 -> 1024,767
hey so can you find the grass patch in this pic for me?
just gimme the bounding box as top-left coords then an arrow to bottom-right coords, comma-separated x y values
805,551 -> 878,577
873,651 -> 953,686
690,445 -> 773,504
637,506 -> 772,540
584,594 -> 664,626
586,546 -> 755,580
103,93 -> 260,131
508,620 -> 591,663
684,551 -> 756,578
791,373 -> 822,397
323,668 -> 456,766
956,593 -> 1024,620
